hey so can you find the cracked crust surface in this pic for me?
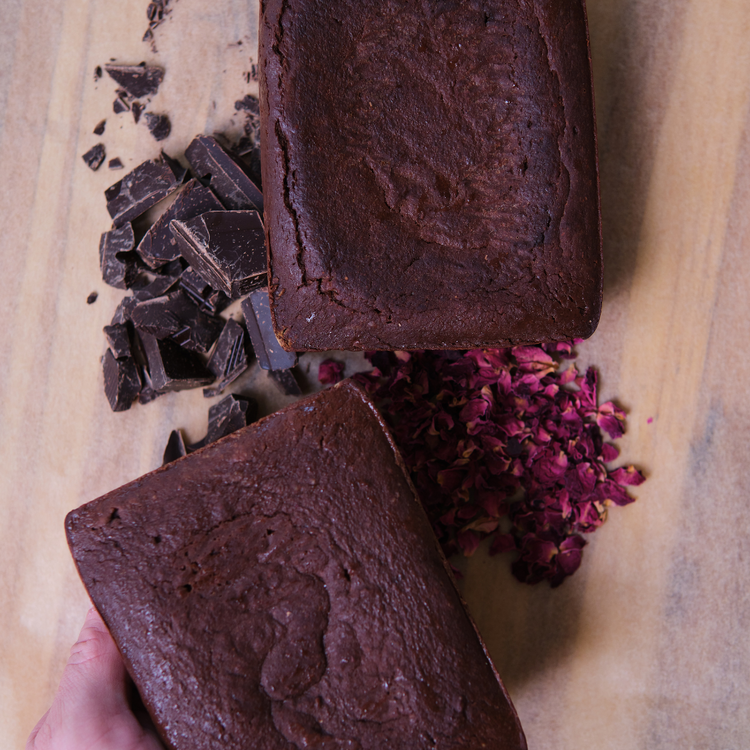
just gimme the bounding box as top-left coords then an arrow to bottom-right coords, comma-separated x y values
65,382 -> 527,750
260,0 -> 602,350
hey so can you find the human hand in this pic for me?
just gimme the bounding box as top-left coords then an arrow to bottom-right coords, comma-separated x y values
27,606 -> 164,750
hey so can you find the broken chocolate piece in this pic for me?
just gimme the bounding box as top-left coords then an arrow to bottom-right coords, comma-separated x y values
87,291 -> 98,304
82,144 -> 106,171
102,349 -> 142,411
178,267 -> 229,314
94,65 -> 102,80
241,288 -> 297,371
145,112 -> 171,141
105,153 -> 186,227
103,323 -> 133,359
130,290 -> 223,354
108,158 -> 124,170
137,365 -> 162,404
184,135 -> 263,212
132,102 -> 144,123
268,367 -> 302,396
132,270 -> 181,301
139,332 -> 213,393
170,211 -> 266,299
99,224 -> 138,289
113,96 -> 130,114
93,119 -> 106,135
136,179 -> 223,269
162,429 -> 187,465
111,295 -> 138,325
104,63 -> 164,99
203,318 -> 249,397
191,394 -> 257,450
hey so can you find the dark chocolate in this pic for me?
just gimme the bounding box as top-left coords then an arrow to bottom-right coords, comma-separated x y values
145,112 -> 171,142
109,158 -> 124,170
139,332 -> 214,393
136,179 -> 223,269
179,267 -> 229,314
162,429 -> 187,465
82,144 -> 106,171
132,102 -> 144,124
184,135 -> 263,212
87,291 -> 98,304
241,288 -> 297,371
94,65 -> 102,80
103,323 -> 133,360
130,291 -> 223,354
105,153 -> 186,228
102,349 -> 141,411
205,394 -> 257,443
113,96 -> 130,114
170,210 -> 266,299
111,295 -> 139,325
93,119 -> 106,135
268,367 -> 302,396
131,271 -> 181,301
203,318 -> 249,397
104,64 -> 164,99
99,224 -> 138,290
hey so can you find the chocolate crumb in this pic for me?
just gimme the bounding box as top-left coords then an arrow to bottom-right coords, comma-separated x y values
93,119 -> 106,135
132,102 -> 144,124
94,65 -> 102,80
162,429 -> 187,465
108,158 -> 124,170
144,112 -> 171,142
82,144 -> 106,171
87,291 -> 98,304
113,96 -> 130,114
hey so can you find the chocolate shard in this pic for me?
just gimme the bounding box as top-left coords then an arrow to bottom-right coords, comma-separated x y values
268,367 -> 302,396
111,295 -> 139,325
191,394 -> 257,450
137,365 -> 162,404
99,224 -> 138,289
105,153 -> 186,228
162,429 -> 187,465
104,63 -> 164,99
130,290 -> 223,354
132,271 -> 181,301
184,135 -> 263,212
103,323 -> 132,359
82,144 -> 106,171
136,179 -> 223,269
102,349 -> 142,411
170,210 -> 266,299
139,332 -> 214,393
179,267 -> 230,314
241,288 -> 297,371
203,318 -> 249,397
93,119 -> 106,135
145,112 -> 171,142
109,158 -> 124,170
113,96 -> 130,114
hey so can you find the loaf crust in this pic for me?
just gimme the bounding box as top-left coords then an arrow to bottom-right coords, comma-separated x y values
66,382 -> 527,750
260,0 -> 602,350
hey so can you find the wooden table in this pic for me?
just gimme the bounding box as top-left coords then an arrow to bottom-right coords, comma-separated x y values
2,0 -> 749,747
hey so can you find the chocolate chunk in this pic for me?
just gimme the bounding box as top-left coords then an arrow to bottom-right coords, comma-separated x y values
102,349 -> 142,411
178,267 -> 229,315
137,365 -> 162,404
136,179 -> 223,269
113,96 -> 130,114
87,291 -> 98,304
170,211 -> 266,299
99,224 -> 138,289
145,112 -> 171,141
108,158 -> 124,170
105,153 -> 186,227
268,367 -> 302,396
104,64 -> 164,99
132,271 -> 181,301
203,318 -> 249,397
162,429 -> 187,465
82,144 -> 106,171
139,332 -> 213,393
111,295 -> 139,325
130,290 -> 223,354
93,119 -> 106,135
241,288 -> 297,371
103,323 -> 132,359
184,135 -> 263,212
132,102 -> 144,123
191,394 -> 257,450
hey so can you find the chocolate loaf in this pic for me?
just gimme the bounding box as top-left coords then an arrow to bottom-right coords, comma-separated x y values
66,382 -> 527,749
260,0 -> 602,350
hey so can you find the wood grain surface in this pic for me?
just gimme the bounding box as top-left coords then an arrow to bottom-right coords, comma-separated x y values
2,0 -> 750,748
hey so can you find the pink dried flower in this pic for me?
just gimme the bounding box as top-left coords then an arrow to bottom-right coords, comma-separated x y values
318,358 -> 345,385
347,344 -> 644,587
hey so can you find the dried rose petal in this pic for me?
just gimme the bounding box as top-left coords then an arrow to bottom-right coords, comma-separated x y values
318,358 -> 345,385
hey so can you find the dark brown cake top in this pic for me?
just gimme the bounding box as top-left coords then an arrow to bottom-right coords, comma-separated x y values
260,0 -> 602,350
66,382 -> 526,750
